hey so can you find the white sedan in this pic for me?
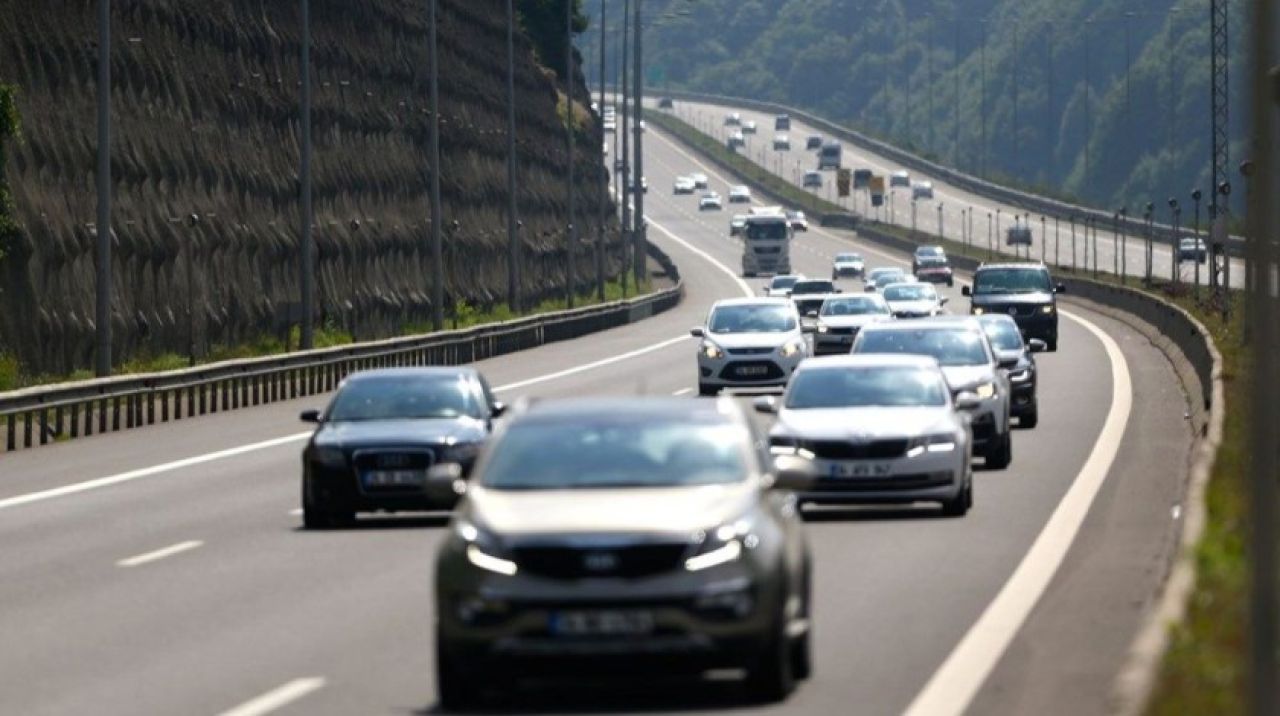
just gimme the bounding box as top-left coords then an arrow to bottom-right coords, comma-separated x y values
673,176 -> 697,194
690,172 -> 710,189
728,185 -> 753,203
699,192 -> 723,211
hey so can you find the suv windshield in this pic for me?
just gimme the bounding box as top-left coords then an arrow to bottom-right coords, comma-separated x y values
769,276 -> 799,289
820,297 -> 887,316
974,268 -> 1052,295
481,419 -> 747,489
883,284 -> 936,301
916,247 -> 944,258
786,366 -> 948,409
791,280 -> 836,295
709,304 -> 797,333
835,253 -> 861,262
982,320 -> 1024,351
855,328 -> 990,366
328,375 -> 481,421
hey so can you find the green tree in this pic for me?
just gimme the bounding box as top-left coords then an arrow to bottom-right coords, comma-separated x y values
518,0 -> 590,84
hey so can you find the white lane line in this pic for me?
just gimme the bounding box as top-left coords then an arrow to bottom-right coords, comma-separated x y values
217,677 -> 327,716
493,336 -> 688,392
116,540 -> 203,568
671,387 -> 693,396
903,309 -> 1133,716
647,215 -> 753,297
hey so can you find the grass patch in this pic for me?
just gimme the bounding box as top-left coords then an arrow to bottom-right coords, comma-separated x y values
407,277 -> 651,333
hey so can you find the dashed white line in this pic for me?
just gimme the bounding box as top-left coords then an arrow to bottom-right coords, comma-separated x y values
116,540 -> 204,568
671,387 -> 693,396
217,677 -> 327,716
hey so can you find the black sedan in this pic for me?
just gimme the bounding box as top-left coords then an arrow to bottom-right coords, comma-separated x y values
977,314 -> 1046,428
299,367 -> 505,528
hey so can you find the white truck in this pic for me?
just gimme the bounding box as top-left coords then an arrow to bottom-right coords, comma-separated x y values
741,212 -> 793,277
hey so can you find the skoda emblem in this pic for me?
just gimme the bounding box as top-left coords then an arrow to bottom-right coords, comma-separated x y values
583,552 -> 620,572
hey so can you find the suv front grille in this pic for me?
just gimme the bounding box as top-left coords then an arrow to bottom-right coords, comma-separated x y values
800,439 -> 908,460
512,543 -> 690,580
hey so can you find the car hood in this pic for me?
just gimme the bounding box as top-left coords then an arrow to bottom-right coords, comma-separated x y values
972,292 -> 1053,305
703,331 -> 801,349
314,417 -> 487,449
886,299 -> 939,314
940,365 -> 997,391
466,482 -> 759,536
819,314 -> 890,329
773,407 -> 956,440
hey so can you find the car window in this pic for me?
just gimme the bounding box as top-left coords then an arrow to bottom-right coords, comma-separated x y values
785,366 -> 948,409
820,297 -> 888,316
481,419 -> 748,489
792,280 -> 836,294
770,276 -> 800,289
883,284 -> 936,301
328,375 -> 484,421
836,253 -> 861,262
973,268 -> 1052,295
982,320 -> 1025,351
854,328 -> 990,366
709,304 -> 797,333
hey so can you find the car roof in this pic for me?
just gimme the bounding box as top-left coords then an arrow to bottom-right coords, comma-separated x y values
344,367 -> 478,382
798,354 -> 942,371
713,296 -> 794,307
976,313 -> 1019,327
517,396 -> 745,425
976,262 -> 1049,271
859,315 -> 983,332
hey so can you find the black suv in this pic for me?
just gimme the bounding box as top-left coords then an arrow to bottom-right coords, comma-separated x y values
962,263 -> 1065,351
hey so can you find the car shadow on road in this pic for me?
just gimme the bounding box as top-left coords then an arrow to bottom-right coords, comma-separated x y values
292,513 -> 452,533
412,675 -> 758,714
800,504 -> 949,522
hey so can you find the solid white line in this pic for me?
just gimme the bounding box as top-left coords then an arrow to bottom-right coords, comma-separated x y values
116,540 -> 204,568
902,309 -> 1133,716
646,215 -> 753,297
217,677 -> 326,716
492,336 -> 688,392
671,387 -> 693,396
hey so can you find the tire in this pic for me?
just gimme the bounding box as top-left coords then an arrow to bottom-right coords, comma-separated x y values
1047,338 -> 1058,352
698,382 -> 719,397
303,506 -> 354,530
940,479 -> 972,517
1020,408 -> 1039,429
745,622 -> 795,704
947,278 -> 954,287
436,638 -> 482,712
790,564 -> 813,680
985,430 -> 1013,470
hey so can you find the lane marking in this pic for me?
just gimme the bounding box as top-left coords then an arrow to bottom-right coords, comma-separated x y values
646,216 -> 753,297
217,677 -> 327,716
493,336 -> 688,392
116,540 -> 203,568
671,387 -> 693,396
903,309 -> 1133,716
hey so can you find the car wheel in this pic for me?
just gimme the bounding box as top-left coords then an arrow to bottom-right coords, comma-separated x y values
1047,338 -> 1058,352
745,620 -> 795,703
790,565 -> 813,680
940,480 -> 972,517
436,638 -> 482,712
698,382 -> 718,397
302,501 -> 354,530
985,430 -> 1013,470
1020,408 -> 1039,429
947,278 -> 954,287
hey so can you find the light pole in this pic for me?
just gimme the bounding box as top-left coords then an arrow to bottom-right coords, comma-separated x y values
631,0 -> 645,288
507,0 -> 520,310
938,203 -> 944,239
1191,188 -> 1203,292
595,0 -> 606,302
186,213 -> 199,366
95,0 -> 113,374
565,0 -> 577,308
911,198 -> 918,237
429,0 -> 444,331
299,0 -> 316,348
618,0 -> 630,294
1054,215 -> 1060,267
987,211 -> 993,259
1168,197 -> 1181,284
1040,215 -> 1047,264
1144,202 -> 1154,282
1070,214 -> 1077,271
1117,208 -> 1126,280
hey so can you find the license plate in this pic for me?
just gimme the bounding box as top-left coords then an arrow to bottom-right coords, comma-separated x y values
550,610 -> 655,637
736,365 -> 769,377
362,469 -> 425,488
829,462 -> 894,478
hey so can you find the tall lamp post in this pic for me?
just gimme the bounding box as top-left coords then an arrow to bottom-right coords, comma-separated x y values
595,0 -> 606,302
631,0 -> 645,288
1168,198 -> 1181,284
1191,188 -> 1203,292
429,0 -> 444,331
565,0 -> 577,308
95,0 -> 114,374
506,0 -> 520,310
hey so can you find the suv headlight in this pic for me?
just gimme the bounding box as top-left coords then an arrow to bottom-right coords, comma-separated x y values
974,382 -> 997,399
686,521 -> 754,572
701,340 -> 725,359
907,433 -> 958,457
311,447 -> 347,468
972,307 -> 986,315
1008,367 -> 1032,383
816,322 -> 830,334
1040,305 -> 1055,314
778,339 -> 805,358
455,519 -> 517,576
443,441 -> 481,463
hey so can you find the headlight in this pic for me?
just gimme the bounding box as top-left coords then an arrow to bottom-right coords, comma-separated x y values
443,442 -> 481,463
686,540 -> 742,571
1041,305 -> 1055,314
816,323 -> 830,334
974,382 -> 997,399
456,519 -> 518,576
906,433 -> 958,457
686,520 -> 755,571
311,447 -> 347,468
1008,368 -> 1032,383
972,307 -> 985,315
778,340 -> 805,358
702,340 -> 724,359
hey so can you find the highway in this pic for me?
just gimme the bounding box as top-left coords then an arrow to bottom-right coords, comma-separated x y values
668,98 -> 1246,289
0,120 -> 1196,716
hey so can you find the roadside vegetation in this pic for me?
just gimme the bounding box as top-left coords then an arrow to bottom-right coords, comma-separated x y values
0,83 -> 21,393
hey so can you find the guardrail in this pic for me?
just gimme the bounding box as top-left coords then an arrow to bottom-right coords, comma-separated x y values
619,86 -> 1243,256
0,269 -> 684,454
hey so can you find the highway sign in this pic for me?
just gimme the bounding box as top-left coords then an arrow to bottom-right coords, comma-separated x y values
837,169 -> 851,197
869,175 -> 886,207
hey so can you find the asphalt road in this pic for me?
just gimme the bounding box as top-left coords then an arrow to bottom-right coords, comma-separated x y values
0,120 -> 1193,716
666,98 -> 1245,289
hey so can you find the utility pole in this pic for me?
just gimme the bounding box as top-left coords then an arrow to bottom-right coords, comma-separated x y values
565,0 -> 577,308
1209,0 -> 1230,301
632,0 -> 645,288
506,0 -> 520,311
927,13 -> 935,155
596,0 -> 606,302
429,0 -> 444,331
619,0 -> 631,293
1084,18 -> 1093,198
953,18 -> 961,168
1012,20 -> 1020,177
980,19 -> 988,177
95,0 -> 113,374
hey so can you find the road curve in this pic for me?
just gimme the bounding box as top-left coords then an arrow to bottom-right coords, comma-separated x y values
0,118 -> 1192,716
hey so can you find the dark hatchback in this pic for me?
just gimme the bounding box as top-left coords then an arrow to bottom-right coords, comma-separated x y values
963,263 -> 1065,351
299,367 -> 505,529
978,314 -> 1046,428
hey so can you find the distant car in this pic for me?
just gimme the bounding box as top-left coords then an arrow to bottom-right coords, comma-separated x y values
728,130 -> 746,149
300,368 -> 505,528
603,118 -> 616,133
763,274 -> 806,298
802,171 -> 823,189
817,141 -> 842,170
914,256 -> 954,287
889,170 -> 911,188
831,252 -> 866,279
699,192 -> 723,211
864,267 -> 907,292
963,263 -> 1064,351
852,317 -> 1013,468
673,176 -> 697,194
759,355 -> 974,515
725,112 -> 742,126
809,294 -> 891,355
775,114 -> 791,131
786,211 -> 809,232
693,298 -> 809,395
432,397 -> 816,709
773,133 -> 791,151
911,181 -> 935,200
690,172 -> 710,189
805,135 -> 823,150
881,281 -> 947,318
912,246 -> 946,274
1006,224 -> 1033,246
658,96 -> 674,108
639,120 -> 646,132
742,120 -> 758,134
789,279 -> 841,320
1178,237 -> 1208,263
730,214 -> 748,236
977,313 -> 1047,428
728,185 -> 753,203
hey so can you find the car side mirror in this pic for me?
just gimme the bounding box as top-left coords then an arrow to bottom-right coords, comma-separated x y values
940,296 -> 949,305
424,462 -> 467,502
769,454 -> 816,491
954,392 -> 982,412
1027,339 -> 1048,353
753,396 -> 778,414
1055,283 -> 1067,294
490,401 -> 507,417
690,326 -> 705,338
961,285 -> 972,297
300,409 -> 322,424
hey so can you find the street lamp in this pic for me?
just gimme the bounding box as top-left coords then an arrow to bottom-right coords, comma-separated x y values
1168,197 -> 1180,284
429,0 -> 444,330
1145,201 -> 1155,282
95,0 -> 114,374
1191,189 -> 1203,292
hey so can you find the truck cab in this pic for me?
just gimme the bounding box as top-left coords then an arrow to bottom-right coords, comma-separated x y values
741,213 -> 793,278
